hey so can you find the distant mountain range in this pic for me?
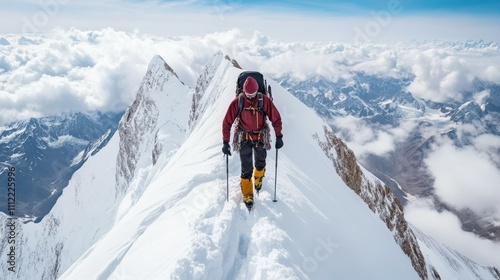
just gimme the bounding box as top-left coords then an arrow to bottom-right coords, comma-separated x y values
0,111 -> 122,220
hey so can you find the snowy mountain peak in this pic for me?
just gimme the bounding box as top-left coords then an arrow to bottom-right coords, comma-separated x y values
194,51 -> 237,96
448,100 -> 484,123
148,54 -> 184,86
116,53 -> 192,197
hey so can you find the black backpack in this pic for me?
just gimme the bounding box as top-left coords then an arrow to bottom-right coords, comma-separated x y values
235,71 -> 273,118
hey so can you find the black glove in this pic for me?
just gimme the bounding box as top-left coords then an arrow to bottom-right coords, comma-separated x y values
222,142 -> 231,156
275,136 -> 283,149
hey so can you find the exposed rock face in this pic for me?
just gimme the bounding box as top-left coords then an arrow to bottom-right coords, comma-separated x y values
116,55 -> 187,194
315,126 -> 429,279
117,89 -> 159,192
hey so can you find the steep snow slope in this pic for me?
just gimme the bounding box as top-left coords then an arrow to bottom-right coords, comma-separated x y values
59,53 -> 419,279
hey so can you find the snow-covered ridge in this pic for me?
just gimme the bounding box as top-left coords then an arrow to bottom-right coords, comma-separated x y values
189,50 -> 225,129
189,51 -> 240,131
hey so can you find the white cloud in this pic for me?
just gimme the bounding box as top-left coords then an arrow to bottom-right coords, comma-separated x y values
406,200 -> 500,268
473,89 -> 490,107
2,26 -> 499,124
233,38 -> 500,105
403,50 -> 472,102
0,29 -> 145,123
331,116 -> 421,159
332,116 -> 395,157
400,46 -> 500,103
425,140 -> 500,220
0,28 -> 244,124
473,134 -> 500,166
484,65 -> 500,81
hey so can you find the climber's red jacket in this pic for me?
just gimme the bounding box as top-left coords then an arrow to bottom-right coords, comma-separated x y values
222,94 -> 282,142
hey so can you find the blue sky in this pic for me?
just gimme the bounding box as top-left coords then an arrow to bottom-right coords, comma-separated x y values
0,0 -> 499,42
191,0 -> 500,15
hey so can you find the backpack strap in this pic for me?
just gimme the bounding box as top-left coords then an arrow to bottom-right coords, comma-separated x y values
257,92 -> 265,116
237,94 -> 245,118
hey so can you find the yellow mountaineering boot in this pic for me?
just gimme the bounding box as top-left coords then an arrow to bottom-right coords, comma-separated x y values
240,178 -> 254,211
253,167 -> 265,193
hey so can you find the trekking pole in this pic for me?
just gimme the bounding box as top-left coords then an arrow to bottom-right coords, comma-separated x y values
273,149 -> 278,202
226,154 -> 229,202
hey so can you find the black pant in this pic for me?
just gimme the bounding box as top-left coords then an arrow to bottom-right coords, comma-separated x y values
239,141 -> 266,179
